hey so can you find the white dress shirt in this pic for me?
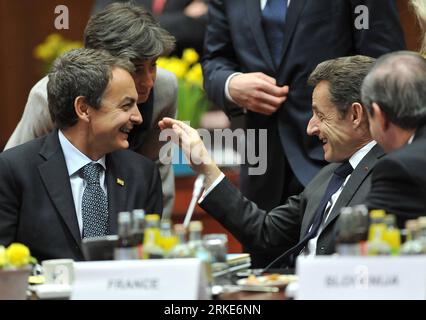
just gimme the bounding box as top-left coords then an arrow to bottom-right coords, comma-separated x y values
58,130 -> 107,237
224,0 -> 291,103
305,140 -> 377,256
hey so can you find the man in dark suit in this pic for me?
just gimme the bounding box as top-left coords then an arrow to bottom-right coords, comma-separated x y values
160,55 -> 381,267
0,49 -> 163,262
5,3 -> 177,218
362,51 -> 426,227
202,0 -> 405,266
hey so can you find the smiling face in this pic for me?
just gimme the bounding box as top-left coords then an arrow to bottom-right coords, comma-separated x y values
87,67 -> 142,156
307,81 -> 359,163
133,58 -> 157,103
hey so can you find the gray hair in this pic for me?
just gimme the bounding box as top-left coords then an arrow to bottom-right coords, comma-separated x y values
84,2 -> 175,61
361,51 -> 426,130
47,48 -> 134,129
308,55 -> 376,118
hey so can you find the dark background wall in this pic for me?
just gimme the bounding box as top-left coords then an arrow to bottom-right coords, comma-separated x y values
0,0 -> 421,149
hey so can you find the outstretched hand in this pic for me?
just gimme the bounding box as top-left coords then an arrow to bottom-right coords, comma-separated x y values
158,118 -> 221,188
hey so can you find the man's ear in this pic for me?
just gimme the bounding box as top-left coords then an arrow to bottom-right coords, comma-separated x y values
372,102 -> 389,131
74,96 -> 90,122
350,102 -> 364,128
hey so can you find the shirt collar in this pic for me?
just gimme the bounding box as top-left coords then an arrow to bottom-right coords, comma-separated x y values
348,140 -> 376,170
58,130 -> 106,176
261,0 -> 290,10
408,133 -> 415,144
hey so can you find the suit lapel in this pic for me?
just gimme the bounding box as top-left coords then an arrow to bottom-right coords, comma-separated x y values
322,144 -> 385,231
277,0 -> 307,75
245,0 -> 275,72
106,154 -> 128,234
38,131 -> 82,252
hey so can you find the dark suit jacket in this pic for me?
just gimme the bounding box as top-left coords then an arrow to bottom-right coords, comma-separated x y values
200,144 -> 384,265
0,131 -> 163,262
367,125 -> 426,228
202,0 -> 405,211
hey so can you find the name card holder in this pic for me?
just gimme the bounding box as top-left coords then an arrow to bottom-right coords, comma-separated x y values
296,256 -> 426,300
71,259 -> 210,300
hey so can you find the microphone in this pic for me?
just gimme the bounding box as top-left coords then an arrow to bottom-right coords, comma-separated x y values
261,252 -> 291,274
256,245 -> 298,276
183,174 -> 205,228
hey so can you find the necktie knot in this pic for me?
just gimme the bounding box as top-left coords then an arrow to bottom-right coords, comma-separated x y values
334,161 -> 353,179
81,163 -> 102,185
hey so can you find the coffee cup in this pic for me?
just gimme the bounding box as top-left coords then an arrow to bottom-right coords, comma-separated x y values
42,259 -> 74,285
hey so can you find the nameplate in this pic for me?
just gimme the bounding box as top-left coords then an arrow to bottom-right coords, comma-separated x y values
296,256 -> 426,300
71,259 -> 210,300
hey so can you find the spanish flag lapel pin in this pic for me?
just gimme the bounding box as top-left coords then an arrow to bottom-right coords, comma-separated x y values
116,178 -> 125,186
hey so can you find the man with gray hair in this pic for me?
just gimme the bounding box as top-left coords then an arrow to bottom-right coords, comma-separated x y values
362,51 -> 426,226
4,2 -> 177,217
0,48 -> 163,262
159,55 -> 383,268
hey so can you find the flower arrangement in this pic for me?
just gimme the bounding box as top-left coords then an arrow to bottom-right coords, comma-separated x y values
0,243 -> 36,270
157,48 -> 211,128
33,33 -> 83,74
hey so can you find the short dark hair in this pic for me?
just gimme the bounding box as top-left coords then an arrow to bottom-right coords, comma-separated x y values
47,48 -> 134,129
361,51 -> 426,130
308,55 -> 376,117
84,2 -> 175,61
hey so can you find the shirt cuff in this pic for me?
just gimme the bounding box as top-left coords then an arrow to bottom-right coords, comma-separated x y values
224,72 -> 243,104
198,172 -> 226,204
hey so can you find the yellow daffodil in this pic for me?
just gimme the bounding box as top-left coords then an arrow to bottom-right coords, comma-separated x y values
34,43 -> 51,60
33,33 -> 83,75
150,49 -> 210,127
166,57 -> 188,79
185,63 -> 203,87
157,57 -> 170,69
0,246 -> 6,268
45,33 -> 63,46
182,48 -> 199,65
5,243 -> 31,268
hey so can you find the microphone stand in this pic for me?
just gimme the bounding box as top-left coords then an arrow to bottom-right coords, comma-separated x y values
183,174 -> 205,229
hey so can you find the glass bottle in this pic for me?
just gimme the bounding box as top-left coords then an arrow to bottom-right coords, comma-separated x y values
367,209 -> 390,256
142,214 -> 164,259
417,217 -> 426,254
335,205 -> 369,256
383,214 -> 401,255
167,224 -> 192,258
159,219 -> 178,255
114,211 -> 137,260
132,209 -> 145,259
188,221 -> 213,285
400,219 -> 423,255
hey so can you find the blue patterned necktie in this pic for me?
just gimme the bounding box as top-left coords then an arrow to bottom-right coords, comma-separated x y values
261,0 -> 288,67
264,161 -> 354,270
81,163 -> 109,238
